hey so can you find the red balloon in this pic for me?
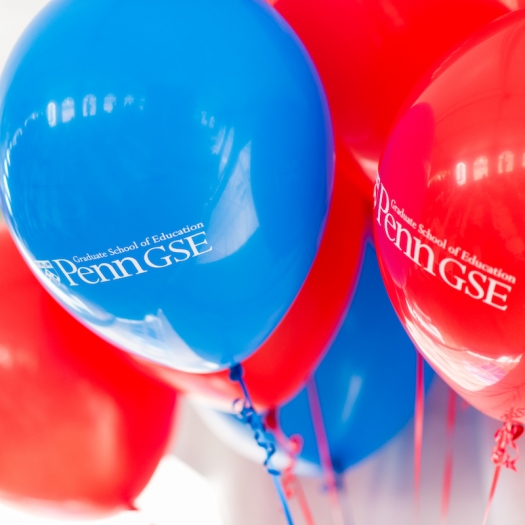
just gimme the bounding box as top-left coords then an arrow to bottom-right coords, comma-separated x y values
269,0 -> 509,192
138,143 -> 368,411
0,227 -> 177,515
374,11 -> 525,423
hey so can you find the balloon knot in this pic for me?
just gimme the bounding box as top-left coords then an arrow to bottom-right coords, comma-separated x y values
229,363 -> 243,382
492,421 -> 524,471
265,409 -> 278,431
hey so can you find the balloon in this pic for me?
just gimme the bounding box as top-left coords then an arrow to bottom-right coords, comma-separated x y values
374,10 -> 525,423
140,143 -> 368,411
0,226 -> 177,515
0,0 -> 333,373
278,243 -> 434,471
195,244 -> 434,472
268,0 -> 509,191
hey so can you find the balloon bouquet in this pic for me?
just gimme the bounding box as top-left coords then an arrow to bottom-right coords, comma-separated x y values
0,0 -> 522,522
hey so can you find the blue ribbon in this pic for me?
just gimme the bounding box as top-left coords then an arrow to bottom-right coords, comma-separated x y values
229,364 -> 295,525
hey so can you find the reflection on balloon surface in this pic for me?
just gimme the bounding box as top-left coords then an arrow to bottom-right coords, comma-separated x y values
374,11 -> 525,422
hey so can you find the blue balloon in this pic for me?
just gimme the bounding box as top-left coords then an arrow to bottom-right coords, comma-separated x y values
195,243 -> 435,473
278,242 -> 434,472
0,0 -> 333,372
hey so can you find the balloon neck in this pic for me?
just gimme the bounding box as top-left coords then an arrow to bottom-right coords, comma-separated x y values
229,363 -> 243,382
126,501 -> 139,512
264,408 -> 278,431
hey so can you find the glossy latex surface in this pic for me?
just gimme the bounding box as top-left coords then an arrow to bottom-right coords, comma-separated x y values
0,0 -> 332,372
374,11 -> 525,422
0,227 -> 176,515
270,0 -> 509,189
197,244 -> 433,472
138,143 -> 367,411
278,243 -> 434,472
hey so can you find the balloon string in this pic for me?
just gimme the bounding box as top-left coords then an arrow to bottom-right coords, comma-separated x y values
272,475 -> 296,525
293,477 -> 316,525
440,389 -> 457,525
482,465 -> 501,525
414,351 -> 425,525
266,410 -> 316,525
482,420 -> 524,525
306,376 -> 345,525
229,364 -> 295,525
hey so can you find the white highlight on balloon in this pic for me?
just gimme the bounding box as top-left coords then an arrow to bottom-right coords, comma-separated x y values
473,156 -> 488,180
206,141 -> 260,262
498,151 -> 514,174
61,98 -> 75,123
455,162 -> 467,185
341,375 -> 363,423
83,95 -> 97,117
46,102 -> 57,127
103,94 -> 116,113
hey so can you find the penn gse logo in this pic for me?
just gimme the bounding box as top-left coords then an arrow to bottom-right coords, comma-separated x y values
35,260 -> 61,283
33,229 -> 213,288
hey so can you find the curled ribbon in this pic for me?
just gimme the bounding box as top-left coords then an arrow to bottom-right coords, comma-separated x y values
491,421 -> 524,471
265,409 -> 303,497
229,365 -> 296,525
229,364 -> 279,475
232,397 -> 279,475
265,409 -> 316,525
482,420 -> 524,525
281,435 -> 303,498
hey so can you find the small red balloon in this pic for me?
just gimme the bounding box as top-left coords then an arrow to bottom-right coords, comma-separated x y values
0,227 -> 177,515
374,11 -> 525,423
138,143 -> 368,411
270,0 -> 509,192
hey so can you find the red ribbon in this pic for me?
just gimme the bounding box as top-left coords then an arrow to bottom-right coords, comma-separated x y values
440,389 -> 457,525
491,421 -> 523,471
482,420 -> 524,525
306,377 -> 346,525
265,410 -> 316,525
414,352 -> 425,525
